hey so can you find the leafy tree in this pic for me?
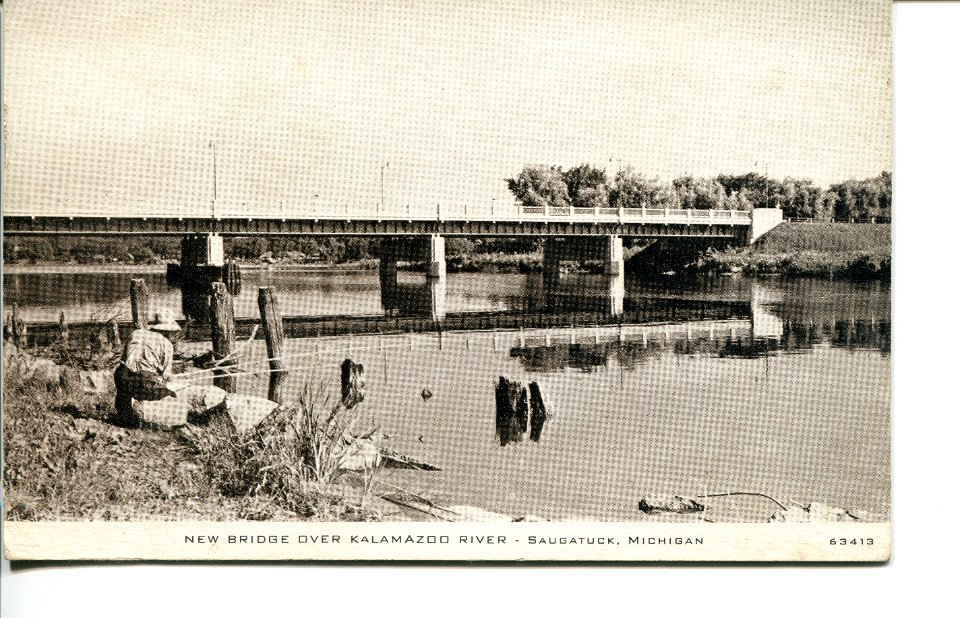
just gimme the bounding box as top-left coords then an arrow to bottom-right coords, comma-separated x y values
716,173 -> 784,209
506,165 -> 571,210
562,164 -> 609,210
609,168 -> 674,209
228,237 -> 269,260
673,176 -> 726,210
3,238 -> 54,262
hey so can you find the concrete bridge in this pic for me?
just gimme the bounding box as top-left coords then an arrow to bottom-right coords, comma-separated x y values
3,205 -> 782,323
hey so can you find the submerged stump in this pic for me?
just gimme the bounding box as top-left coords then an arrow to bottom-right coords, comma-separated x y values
495,376 -> 528,446
528,381 -> 547,442
341,359 -> 365,409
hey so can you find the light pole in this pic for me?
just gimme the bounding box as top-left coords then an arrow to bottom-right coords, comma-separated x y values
209,141 -> 217,219
381,162 -> 389,213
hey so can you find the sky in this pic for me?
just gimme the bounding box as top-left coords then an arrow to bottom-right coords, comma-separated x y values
2,0 -> 891,218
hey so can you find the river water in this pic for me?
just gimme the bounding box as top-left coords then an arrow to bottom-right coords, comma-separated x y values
3,268 -> 890,521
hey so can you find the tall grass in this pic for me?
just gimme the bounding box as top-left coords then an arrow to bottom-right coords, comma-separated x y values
4,344 -> 380,521
699,223 -> 891,280
754,223 -> 890,253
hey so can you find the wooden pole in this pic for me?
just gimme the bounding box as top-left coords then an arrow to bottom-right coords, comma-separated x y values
257,287 -> 286,405
108,318 -> 121,349
130,279 -> 149,329
529,381 -> 547,442
340,359 -> 365,409
209,281 -> 236,393
495,376 -> 528,446
58,311 -> 69,348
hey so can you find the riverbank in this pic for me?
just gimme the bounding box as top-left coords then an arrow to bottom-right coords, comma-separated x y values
1,340 -> 457,522
697,222 -> 891,279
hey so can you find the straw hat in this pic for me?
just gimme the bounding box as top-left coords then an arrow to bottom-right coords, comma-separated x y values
149,309 -> 181,332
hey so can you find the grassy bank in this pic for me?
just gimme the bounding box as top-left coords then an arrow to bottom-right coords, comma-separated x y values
698,223 -> 891,279
2,345 -> 389,522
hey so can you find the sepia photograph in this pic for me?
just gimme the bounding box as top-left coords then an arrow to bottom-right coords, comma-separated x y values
2,0 -> 891,561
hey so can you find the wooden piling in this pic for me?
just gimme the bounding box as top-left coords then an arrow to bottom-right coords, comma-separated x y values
108,318 -> 121,349
209,282 -> 237,393
258,287 -> 286,405
340,359 -> 365,409
529,382 -> 547,442
495,376 -> 528,446
5,304 -> 27,347
130,279 -> 149,329
58,311 -> 69,348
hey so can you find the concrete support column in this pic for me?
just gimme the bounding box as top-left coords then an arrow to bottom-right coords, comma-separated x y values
427,234 -> 445,280
425,234 -> 446,320
179,234 -> 225,323
428,276 -> 446,321
543,237 -> 562,311
379,254 -> 399,312
605,235 -> 625,317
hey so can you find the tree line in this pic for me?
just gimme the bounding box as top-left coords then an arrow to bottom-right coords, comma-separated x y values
5,167 -> 890,264
3,234 -> 539,265
506,165 -> 892,222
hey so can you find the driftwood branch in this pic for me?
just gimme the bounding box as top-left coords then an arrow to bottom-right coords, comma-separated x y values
696,491 -> 789,511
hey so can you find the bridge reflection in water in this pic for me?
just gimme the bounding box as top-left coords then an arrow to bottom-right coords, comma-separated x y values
16,270 -> 890,361
508,316 -> 890,374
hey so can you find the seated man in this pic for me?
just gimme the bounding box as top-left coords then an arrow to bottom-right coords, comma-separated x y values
114,311 -> 181,428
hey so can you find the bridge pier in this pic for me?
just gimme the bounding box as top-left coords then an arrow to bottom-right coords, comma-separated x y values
379,254 -> 399,308
605,235 -> 625,317
426,234 -> 446,320
379,235 -> 446,321
542,235 -> 623,316
543,238 -> 562,310
166,234 -> 238,324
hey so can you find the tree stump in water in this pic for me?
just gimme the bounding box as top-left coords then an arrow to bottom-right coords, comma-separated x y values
495,376 -> 528,446
341,359 -> 365,409
528,381 -> 547,442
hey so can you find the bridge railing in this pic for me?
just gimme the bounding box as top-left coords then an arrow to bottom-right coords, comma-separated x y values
7,203 -> 755,225
510,205 -> 752,224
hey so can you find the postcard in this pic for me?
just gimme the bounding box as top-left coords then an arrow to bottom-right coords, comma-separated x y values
2,0 -> 891,561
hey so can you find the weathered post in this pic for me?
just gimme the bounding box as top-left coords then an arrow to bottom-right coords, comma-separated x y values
130,279 -> 149,329
108,317 -> 121,349
495,376 -> 528,446
529,381 -> 548,442
58,311 -> 70,348
340,359 -> 365,409
6,304 -> 27,347
258,287 -> 286,405
209,282 -> 237,393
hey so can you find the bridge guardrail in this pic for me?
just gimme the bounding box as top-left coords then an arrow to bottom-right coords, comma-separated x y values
7,204 -> 756,226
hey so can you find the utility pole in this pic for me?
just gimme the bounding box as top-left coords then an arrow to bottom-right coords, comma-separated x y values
210,141 -> 217,219
381,161 -> 389,212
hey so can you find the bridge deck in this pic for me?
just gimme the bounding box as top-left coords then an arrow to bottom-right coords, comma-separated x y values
4,206 -> 752,237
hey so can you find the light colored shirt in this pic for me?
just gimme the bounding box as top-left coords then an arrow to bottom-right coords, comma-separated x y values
121,329 -> 174,379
